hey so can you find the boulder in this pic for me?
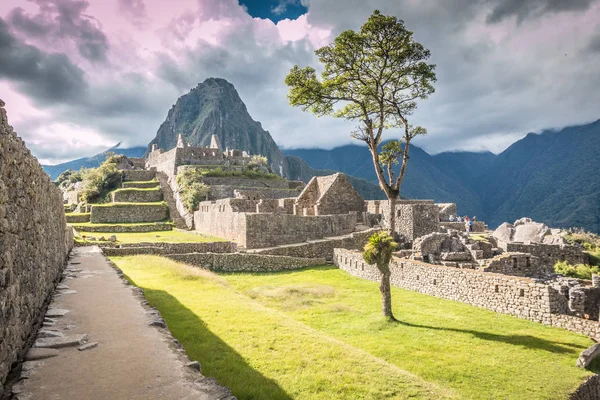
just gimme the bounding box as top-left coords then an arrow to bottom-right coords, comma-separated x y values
577,343 -> 600,368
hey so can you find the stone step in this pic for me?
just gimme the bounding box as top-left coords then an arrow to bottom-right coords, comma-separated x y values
122,180 -> 160,189
90,202 -> 169,224
111,188 -> 163,203
122,170 -> 156,182
65,213 -> 91,223
72,222 -> 174,233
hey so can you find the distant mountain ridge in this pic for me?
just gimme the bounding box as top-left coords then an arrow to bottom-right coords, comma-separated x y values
42,77 -> 600,233
286,119 -> 600,233
42,143 -> 145,180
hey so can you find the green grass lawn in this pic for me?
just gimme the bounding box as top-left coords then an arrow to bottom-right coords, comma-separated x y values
78,230 -> 226,244
111,256 -> 596,400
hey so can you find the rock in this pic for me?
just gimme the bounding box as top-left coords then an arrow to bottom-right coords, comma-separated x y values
25,348 -> 59,361
577,343 -> 600,368
56,284 -> 70,290
149,320 -> 167,328
37,330 -> 65,339
59,289 -> 78,295
78,342 -> 98,351
109,235 -> 117,242
46,308 -> 70,317
186,361 -> 201,372
35,334 -> 87,349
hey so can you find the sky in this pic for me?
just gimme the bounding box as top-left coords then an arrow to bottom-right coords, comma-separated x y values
0,0 -> 599,165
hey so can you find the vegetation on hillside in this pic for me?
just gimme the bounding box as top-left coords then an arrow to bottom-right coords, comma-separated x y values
54,169 -> 83,190
564,230 -> 600,265
175,168 -> 211,212
111,257 -> 595,399
554,261 -> 600,280
79,154 -> 127,203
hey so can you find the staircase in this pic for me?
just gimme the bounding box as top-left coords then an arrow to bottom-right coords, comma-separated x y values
68,170 -> 174,233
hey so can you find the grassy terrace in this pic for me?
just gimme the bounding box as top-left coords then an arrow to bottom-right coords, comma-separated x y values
111,256 -> 597,400
90,201 -> 167,207
77,229 -> 225,243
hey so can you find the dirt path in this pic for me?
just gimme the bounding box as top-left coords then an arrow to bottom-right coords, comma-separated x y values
13,246 -> 233,400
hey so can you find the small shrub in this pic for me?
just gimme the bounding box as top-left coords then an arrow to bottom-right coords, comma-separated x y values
176,168 -> 210,212
247,155 -> 270,173
554,261 -> 600,280
54,169 -> 83,190
79,158 -> 123,203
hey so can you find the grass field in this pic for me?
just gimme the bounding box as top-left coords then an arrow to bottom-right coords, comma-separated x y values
78,230 -> 226,243
111,256 -> 597,400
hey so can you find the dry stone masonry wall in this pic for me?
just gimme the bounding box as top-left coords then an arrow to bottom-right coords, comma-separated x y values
0,100 -> 73,393
112,188 -> 163,203
166,252 -> 325,272
90,203 -> 169,223
335,249 -> 600,340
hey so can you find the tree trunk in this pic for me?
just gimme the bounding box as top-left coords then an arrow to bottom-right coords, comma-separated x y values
379,266 -> 395,320
387,194 -> 397,240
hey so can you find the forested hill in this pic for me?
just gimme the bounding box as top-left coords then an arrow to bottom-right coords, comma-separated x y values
286,118 -> 600,233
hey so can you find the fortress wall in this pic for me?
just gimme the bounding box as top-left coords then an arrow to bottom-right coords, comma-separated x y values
90,203 -> 168,223
335,249 -> 600,340
0,100 -> 73,391
166,252 -> 326,272
244,213 -> 356,249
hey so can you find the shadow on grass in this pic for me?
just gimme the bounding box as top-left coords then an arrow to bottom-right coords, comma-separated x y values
393,318 -> 585,355
142,287 -> 293,400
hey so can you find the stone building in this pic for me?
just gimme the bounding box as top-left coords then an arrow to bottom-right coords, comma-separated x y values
366,200 -> 440,244
294,173 -> 365,216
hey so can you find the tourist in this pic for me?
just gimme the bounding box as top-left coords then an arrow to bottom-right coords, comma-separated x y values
449,215 -> 455,222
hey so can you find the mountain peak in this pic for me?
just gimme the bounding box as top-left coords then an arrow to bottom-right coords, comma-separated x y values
146,78 -> 288,176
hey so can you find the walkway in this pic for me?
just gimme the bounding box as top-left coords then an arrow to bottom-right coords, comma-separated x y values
12,246 -> 233,400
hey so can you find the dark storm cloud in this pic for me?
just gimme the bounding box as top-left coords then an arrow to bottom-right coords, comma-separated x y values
118,0 -> 148,28
486,0 -> 598,24
589,34 -> 600,53
6,0 -> 109,62
0,18 -> 87,103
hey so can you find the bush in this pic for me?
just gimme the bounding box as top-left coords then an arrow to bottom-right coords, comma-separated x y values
54,169 -> 83,190
176,168 -> 210,212
79,159 -> 123,203
247,155 -> 270,173
554,261 -> 600,280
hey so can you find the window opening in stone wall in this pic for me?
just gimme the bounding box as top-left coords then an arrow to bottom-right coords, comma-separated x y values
513,258 -> 518,268
416,275 -> 420,281
519,289 -> 525,297
361,263 -> 364,271
526,257 -> 531,268
433,279 -> 437,285
495,285 -> 499,293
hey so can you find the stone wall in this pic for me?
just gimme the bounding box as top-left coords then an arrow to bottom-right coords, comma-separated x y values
335,249 -> 600,340
437,203 -> 457,219
73,222 -> 173,233
166,252 -> 326,272
481,253 -> 549,277
102,241 -> 236,256
570,375 -> 600,400
252,228 -> 378,262
65,213 -> 91,223
111,188 -> 163,203
0,99 -> 73,392
122,170 -> 156,182
90,203 -> 169,223
194,198 -> 357,249
244,213 -> 356,248
505,242 -> 589,267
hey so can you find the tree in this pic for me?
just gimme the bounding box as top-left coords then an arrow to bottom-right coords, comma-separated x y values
363,231 -> 399,319
285,10 -> 436,318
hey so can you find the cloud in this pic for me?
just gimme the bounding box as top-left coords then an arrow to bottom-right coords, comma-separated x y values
486,0 -> 598,24
0,18 -> 88,103
6,0 -> 109,62
0,0 -> 600,164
